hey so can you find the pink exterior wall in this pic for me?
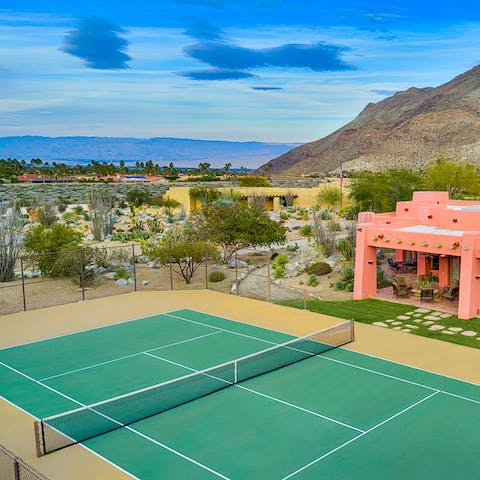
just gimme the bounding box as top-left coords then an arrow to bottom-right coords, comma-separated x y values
354,191 -> 480,319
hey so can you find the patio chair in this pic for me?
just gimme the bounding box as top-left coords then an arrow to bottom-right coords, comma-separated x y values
392,282 -> 409,298
387,258 -> 400,272
420,288 -> 434,303
442,280 -> 459,301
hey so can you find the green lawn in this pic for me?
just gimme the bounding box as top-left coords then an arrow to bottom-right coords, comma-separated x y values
279,299 -> 480,349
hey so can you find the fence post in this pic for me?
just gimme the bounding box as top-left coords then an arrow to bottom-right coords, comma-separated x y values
132,244 -> 137,292
204,249 -> 209,289
20,256 -> 27,312
303,289 -> 307,310
169,263 -> 173,290
80,249 -> 85,301
235,250 -> 239,295
266,255 -> 271,303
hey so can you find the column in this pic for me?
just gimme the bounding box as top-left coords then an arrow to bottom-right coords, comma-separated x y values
353,224 -> 378,299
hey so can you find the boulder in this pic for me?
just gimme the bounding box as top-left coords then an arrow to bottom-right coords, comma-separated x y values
115,278 -> 128,287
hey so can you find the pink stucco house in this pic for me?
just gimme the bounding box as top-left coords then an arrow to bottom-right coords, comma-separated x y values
353,191 -> 480,319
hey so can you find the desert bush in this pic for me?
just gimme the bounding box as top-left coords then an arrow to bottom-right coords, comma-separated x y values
209,271 -> 225,282
299,224 -> 313,237
334,266 -> 355,292
307,274 -> 319,287
307,262 -> 331,276
114,266 -> 131,281
377,269 -> 392,289
273,264 -> 285,278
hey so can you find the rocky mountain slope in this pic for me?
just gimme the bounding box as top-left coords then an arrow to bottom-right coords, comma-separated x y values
259,65 -> 480,175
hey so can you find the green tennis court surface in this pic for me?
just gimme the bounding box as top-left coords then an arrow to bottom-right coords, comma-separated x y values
1,309 -> 479,479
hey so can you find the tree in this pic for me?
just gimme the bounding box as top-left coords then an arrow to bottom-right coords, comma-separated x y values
0,202 -> 23,282
24,224 -> 82,276
349,169 -> 423,212
223,163 -> 232,177
189,187 -> 221,207
424,157 -> 479,198
36,195 -> 57,226
193,200 -> 286,262
126,188 -> 150,207
159,196 -> 181,216
198,162 -> 211,176
312,212 -> 338,257
144,228 -> 218,284
238,176 -> 271,187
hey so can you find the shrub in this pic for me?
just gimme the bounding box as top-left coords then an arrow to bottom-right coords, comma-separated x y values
286,242 -> 299,252
307,274 -> 319,287
299,224 -> 313,237
377,269 -> 393,289
270,252 -> 279,261
273,265 -> 285,278
327,221 -> 342,232
279,211 -> 289,220
319,209 -> 331,220
273,253 -> 289,266
307,262 -> 331,276
209,271 -> 225,282
334,266 -> 355,292
114,266 -> 131,281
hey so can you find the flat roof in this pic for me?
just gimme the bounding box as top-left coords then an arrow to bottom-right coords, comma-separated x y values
446,204 -> 480,212
396,225 -> 464,237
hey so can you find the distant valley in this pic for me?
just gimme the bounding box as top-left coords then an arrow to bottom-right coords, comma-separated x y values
0,136 -> 300,169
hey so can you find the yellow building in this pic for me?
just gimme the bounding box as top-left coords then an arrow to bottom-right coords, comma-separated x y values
163,186 -> 323,215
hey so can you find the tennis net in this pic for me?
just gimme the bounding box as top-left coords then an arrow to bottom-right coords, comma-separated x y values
35,319 -> 353,456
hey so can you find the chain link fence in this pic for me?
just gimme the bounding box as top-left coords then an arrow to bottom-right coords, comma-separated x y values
0,244 -> 319,316
0,443 -> 48,480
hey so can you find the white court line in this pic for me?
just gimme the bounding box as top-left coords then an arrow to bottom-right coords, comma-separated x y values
0,361 -> 231,480
281,391 -> 440,480
318,355 -> 480,406
144,352 -> 364,434
164,312 -> 286,347
40,331 -> 221,381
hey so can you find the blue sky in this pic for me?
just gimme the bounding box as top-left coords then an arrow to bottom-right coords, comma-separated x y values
1,1 -> 480,142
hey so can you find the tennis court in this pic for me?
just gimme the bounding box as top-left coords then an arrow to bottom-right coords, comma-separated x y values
1,308 -> 479,479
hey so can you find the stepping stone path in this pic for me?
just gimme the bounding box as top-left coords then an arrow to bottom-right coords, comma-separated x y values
368,305 -> 474,344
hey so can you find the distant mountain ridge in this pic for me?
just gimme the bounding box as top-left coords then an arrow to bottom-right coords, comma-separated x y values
258,64 -> 480,175
0,136 -> 300,168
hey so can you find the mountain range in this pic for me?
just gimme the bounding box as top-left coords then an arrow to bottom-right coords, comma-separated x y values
259,64 -> 480,175
0,136 -> 299,169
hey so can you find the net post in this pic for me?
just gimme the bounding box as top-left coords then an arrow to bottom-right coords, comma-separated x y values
234,361 -> 238,384
34,421 -> 45,457
234,250 -> 239,295
349,319 -> 355,342
266,256 -> 271,303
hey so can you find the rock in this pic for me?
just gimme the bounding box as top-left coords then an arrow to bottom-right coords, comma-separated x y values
85,234 -> 94,241
373,322 -> 388,328
147,261 -> 158,269
413,313 -> 422,317
413,319 -> 423,323
423,320 -> 434,325
414,308 -> 431,313
429,325 -> 445,331
448,327 -> 463,332
231,283 -> 238,294
440,313 -> 452,318
424,315 -> 439,320
385,319 -> 395,323
405,324 -> 419,329
397,315 -> 410,320
103,272 -> 116,280
228,259 -> 248,269
127,277 -> 135,285
392,326 -> 402,330
115,278 -> 128,287
441,330 -> 456,335
461,330 -> 477,337
391,321 -> 402,326
405,311 -> 415,315
142,280 -> 150,286
401,328 -> 411,333
95,266 -> 107,274
239,273 -> 247,281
